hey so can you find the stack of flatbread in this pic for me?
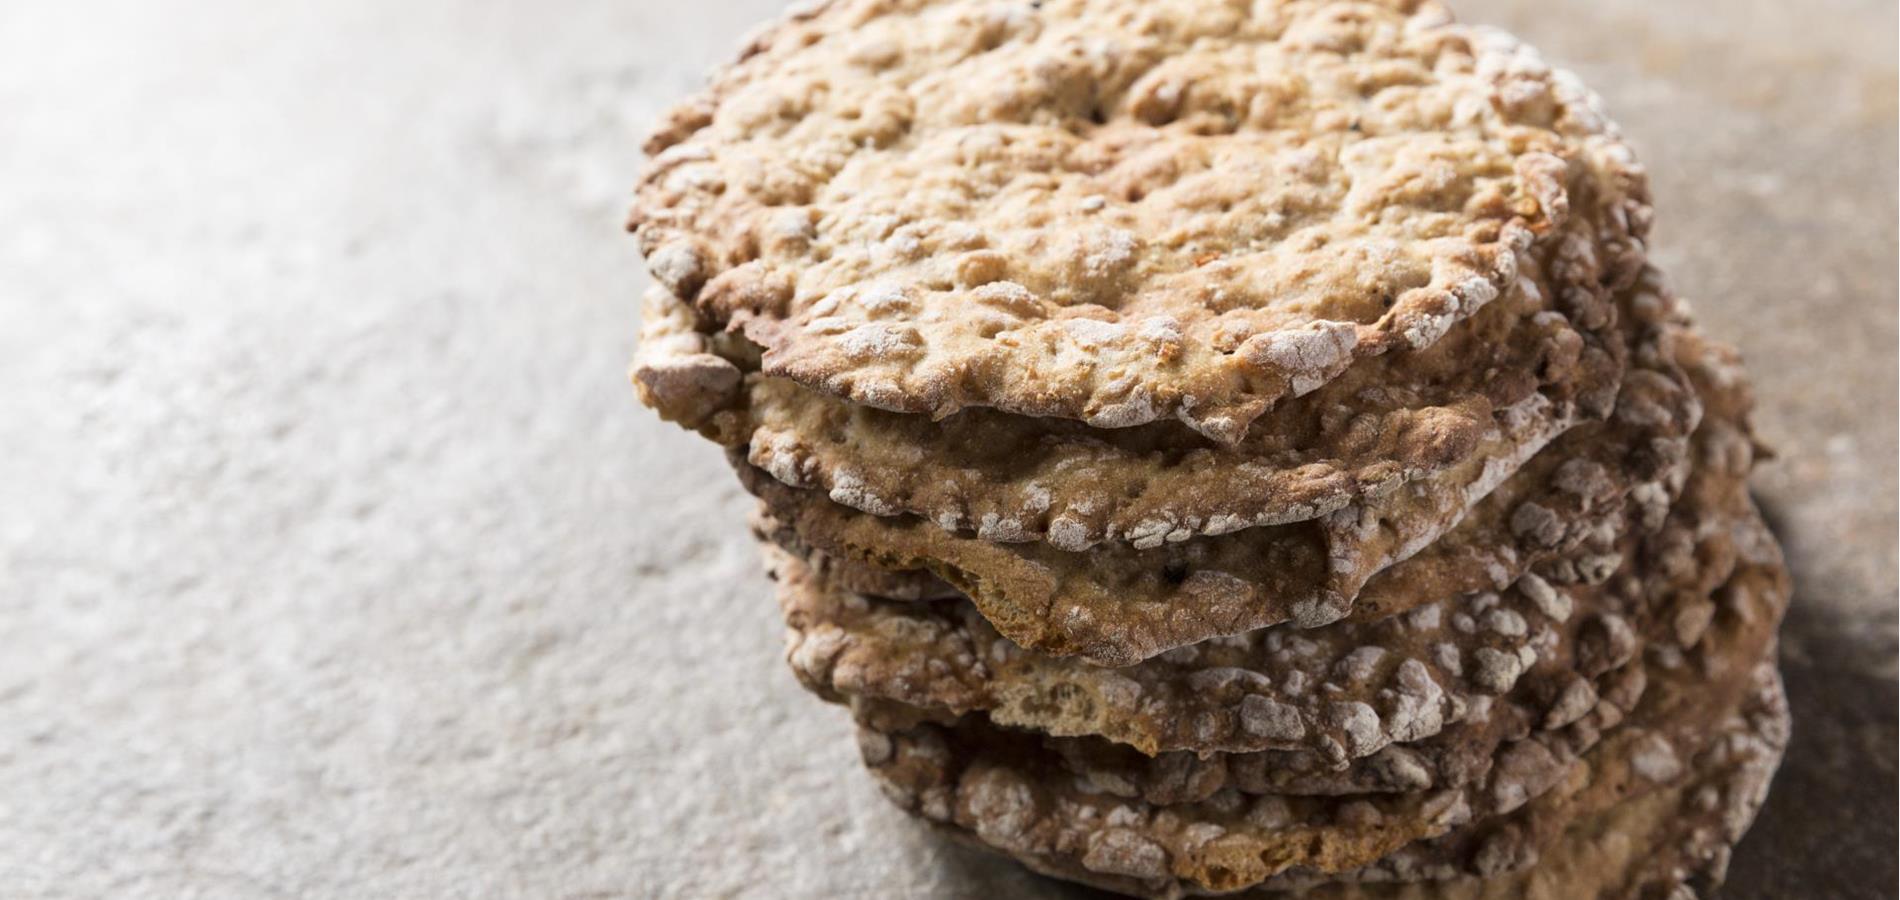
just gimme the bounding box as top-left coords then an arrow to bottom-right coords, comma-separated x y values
627,1 -> 1791,896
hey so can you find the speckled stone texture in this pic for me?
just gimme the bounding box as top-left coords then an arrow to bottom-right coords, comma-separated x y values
0,0 -> 1891,898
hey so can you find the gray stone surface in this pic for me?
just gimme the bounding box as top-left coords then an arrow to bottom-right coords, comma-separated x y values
0,0 -> 1891,897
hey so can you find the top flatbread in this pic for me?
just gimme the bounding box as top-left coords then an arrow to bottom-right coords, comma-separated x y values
629,0 -> 1649,442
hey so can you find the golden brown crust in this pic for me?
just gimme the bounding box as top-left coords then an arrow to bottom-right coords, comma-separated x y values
767,317 -> 1787,896
767,317 -> 1762,782
850,538 -> 1787,897
623,7 -> 1786,897
629,0 -> 1650,440
750,506 -> 960,601
772,375 -> 1760,766
637,242 -> 1624,552
737,284 -> 1698,666
876,663 -> 1787,900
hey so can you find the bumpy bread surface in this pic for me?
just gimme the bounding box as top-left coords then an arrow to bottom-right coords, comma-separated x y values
849,530 -> 1788,898
772,354 -> 1762,773
860,661 -> 1787,900
629,0 -> 1649,442
1319,662 -> 1789,900
636,238 -> 1625,551
1041,363 -> 1768,803
774,399 -> 1759,774
741,283 -> 1699,665
750,507 -> 962,601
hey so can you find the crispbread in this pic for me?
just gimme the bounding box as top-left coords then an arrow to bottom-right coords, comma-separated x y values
859,662 -> 1786,900
772,538 -> 1613,762
850,531 -> 1787,897
768,320 -> 1758,784
1037,394 -> 1769,802
750,507 -> 960,602
1346,323 -> 1754,626
1252,621 -> 1790,897
630,0 -> 1649,442
623,2 -> 1791,895
637,245 -> 1623,551
773,384 -> 1756,769
1039,467 -> 1780,839
740,299 -> 1697,665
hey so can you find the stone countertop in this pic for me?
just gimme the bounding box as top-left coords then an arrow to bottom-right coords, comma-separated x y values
1,0 -> 1892,897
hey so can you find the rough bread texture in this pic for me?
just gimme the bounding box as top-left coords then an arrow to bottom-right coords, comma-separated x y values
773,534 -> 1620,758
739,289 -> 1698,665
630,0 -> 1649,441
636,242 -> 1624,550
770,394 -> 1729,758
851,537 -> 1787,897
775,416 -> 1756,781
750,507 -> 961,601
1348,315 -> 1755,625
776,315 -> 1786,896
778,398 -> 1768,791
1249,499 -> 1788,894
616,2 -> 1800,896
19,0 -> 1886,897
872,662 -> 1787,900
768,321 -> 1762,801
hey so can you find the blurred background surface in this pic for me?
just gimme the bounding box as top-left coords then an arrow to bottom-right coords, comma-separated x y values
1,0 -> 1893,896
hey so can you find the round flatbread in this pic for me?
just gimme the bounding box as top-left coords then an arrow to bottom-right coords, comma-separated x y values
630,0 -> 1649,442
